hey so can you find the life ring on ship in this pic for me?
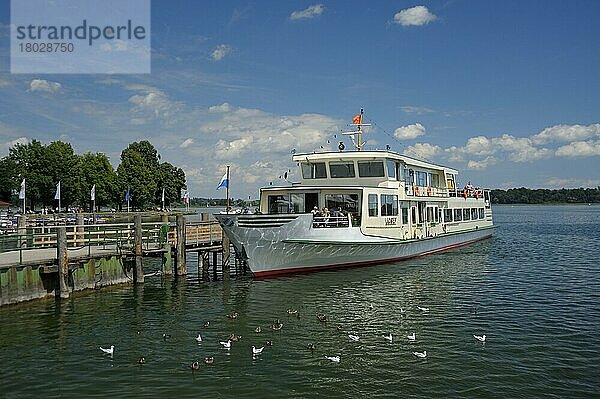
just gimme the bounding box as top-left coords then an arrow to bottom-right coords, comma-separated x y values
426,186 -> 432,196
414,185 -> 420,196
474,190 -> 480,199
463,189 -> 468,199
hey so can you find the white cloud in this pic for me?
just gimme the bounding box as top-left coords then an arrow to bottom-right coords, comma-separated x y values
403,143 -> 441,160
0,137 -> 31,155
215,136 -> 254,159
531,124 -> 600,144
100,40 -> 129,52
27,79 -> 62,94
494,134 -> 551,162
203,108 -> 340,158
393,6 -> 437,27
211,44 -> 233,61
208,102 -> 232,113
394,123 -> 426,140
446,134 -> 551,167
555,140 -> 600,158
467,156 -> 497,170
400,106 -> 434,114
180,138 -> 194,148
127,85 -> 181,120
290,4 -> 324,20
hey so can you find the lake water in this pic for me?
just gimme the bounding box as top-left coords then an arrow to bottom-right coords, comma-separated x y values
1,205 -> 599,398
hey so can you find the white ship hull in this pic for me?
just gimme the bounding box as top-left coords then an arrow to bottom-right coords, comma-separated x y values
216,214 -> 493,277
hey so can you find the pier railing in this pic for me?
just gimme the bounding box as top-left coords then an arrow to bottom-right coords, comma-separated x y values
0,220 -> 223,266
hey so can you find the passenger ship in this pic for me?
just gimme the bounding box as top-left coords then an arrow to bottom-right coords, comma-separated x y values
216,111 -> 494,277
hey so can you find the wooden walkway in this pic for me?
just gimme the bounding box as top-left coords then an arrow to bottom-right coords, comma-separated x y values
0,219 -> 223,269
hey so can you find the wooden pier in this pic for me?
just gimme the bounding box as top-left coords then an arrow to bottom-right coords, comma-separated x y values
0,213 -> 246,306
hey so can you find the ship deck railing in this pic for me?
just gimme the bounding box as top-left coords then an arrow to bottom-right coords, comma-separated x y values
312,215 -> 351,228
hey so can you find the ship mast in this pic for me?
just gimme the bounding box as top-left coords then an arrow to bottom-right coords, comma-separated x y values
342,108 -> 371,151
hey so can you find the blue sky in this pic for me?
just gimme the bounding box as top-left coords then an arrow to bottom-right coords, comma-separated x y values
1,1 -> 599,198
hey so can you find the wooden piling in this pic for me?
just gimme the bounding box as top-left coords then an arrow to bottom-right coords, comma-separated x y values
17,215 -> 26,249
202,251 -> 210,281
134,214 -> 144,284
160,213 -> 172,276
57,227 -> 69,299
212,251 -> 218,280
222,235 -> 231,279
176,215 -> 187,275
76,213 -> 84,245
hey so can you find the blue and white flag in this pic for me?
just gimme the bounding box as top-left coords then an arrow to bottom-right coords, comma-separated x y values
18,179 -> 25,199
91,184 -> 96,201
54,182 -> 61,200
125,188 -> 131,202
216,173 -> 228,190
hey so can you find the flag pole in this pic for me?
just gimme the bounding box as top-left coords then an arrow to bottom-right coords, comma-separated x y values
226,165 -> 230,214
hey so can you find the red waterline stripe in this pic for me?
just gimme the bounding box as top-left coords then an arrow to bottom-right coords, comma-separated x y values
252,234 -> 492,278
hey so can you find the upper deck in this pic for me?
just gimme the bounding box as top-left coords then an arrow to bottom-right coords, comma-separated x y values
290,150 -> 465,198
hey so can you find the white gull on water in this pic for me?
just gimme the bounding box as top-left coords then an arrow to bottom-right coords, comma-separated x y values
100,346 -> 114,356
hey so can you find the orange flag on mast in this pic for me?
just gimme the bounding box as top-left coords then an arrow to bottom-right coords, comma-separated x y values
353,115 -> 361,124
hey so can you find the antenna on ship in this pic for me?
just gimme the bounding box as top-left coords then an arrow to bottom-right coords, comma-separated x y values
341,108 -> 371,151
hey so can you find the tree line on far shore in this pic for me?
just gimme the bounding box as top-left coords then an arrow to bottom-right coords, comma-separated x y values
0,140 -> 186,211
490,187 -> 600,204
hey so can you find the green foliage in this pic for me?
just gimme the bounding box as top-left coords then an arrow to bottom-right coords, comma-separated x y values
75,153 -> 118,210
116,141 -> 186,210
157,162 -> 186,206
7,140 -> 48,207
2,139 -> 186,211
0,157 -> 18,201
491,187 -> 600,204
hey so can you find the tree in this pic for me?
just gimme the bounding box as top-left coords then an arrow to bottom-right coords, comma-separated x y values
42,141 -> 79,209
8,140 -> 49,209
157,162 -> 187,206
75,153 -> 118,210
117,141 -> 160,210
0,157 -> 18,201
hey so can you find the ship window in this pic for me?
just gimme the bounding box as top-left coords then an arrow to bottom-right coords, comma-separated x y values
268,195 -> 290,214
426,207 -> 434,222
386,160 -> 396,179
325,194 -> 360,216
444,209 -> 453,222
402,207 -> 409,224
406,169 -> 415,185
329,162 -> 355,178
290,193 -> 305,213
471,208 -> 478,220
431,174 -> 440,187
463,208 -> 470,221
380,194 -> 398,216
301,162 -> 327,179
368,194 -> 378,217
479,208 -> 485,219
358,161 -> 385,177
454,209 -> 462,221
397,163 -> 404,181
416,171 -> 427,186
